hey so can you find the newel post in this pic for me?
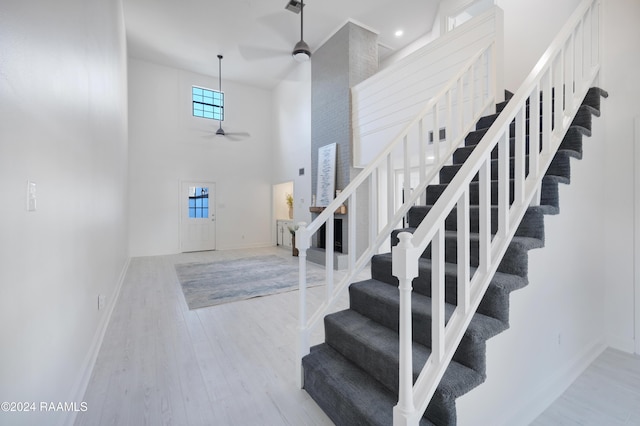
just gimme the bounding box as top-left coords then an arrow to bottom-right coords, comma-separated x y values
296,222 -> 310,388
392,232 -> 420,426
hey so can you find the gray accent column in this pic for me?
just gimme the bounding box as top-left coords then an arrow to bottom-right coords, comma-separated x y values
311,22 -> 378,259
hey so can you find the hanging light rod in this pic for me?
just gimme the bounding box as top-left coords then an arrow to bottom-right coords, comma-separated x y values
216,54 -> 225,136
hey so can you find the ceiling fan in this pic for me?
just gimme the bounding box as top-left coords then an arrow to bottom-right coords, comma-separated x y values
238,0 -> 311,63
212,54 -> 250,140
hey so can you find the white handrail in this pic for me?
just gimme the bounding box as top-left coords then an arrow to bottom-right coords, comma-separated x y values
296,36 -> 500,385
391,0 -> 602,424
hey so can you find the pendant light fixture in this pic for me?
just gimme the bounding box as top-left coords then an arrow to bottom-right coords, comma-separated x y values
292,0 -> 311,62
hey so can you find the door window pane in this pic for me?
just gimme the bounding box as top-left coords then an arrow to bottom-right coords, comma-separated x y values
188,186 -> 209,218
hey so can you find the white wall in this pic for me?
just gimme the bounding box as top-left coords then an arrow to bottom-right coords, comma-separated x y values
458,112 -> 608,426
128,58 -> 274,255
457,0 -> 640,423
271,63 -> 313,226
352,7 -> 504,167
601,0 -> 640,353
0,1 -> 129,425
496,0 -> 581,90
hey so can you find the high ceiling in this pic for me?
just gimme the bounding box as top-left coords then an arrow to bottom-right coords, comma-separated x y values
122,0 -> 443,89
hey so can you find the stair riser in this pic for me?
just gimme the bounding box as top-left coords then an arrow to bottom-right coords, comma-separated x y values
425,178 -> 560,211
302,345 -> 408,426
572,107 -> 594,134
463,121 -> 587,164
324,316 -> 424,395
407,205 -> 546,241
440,157 -> 531,184
386,231 -> 534,277
370,256 -> 517,323
472,103 -> 593,140
559,127 -> 587,159
456,137 -> 532,163
441,151 -> 575,185
583,87 -> 606,114
477,96 -> 563,130
347,286 -> 493,376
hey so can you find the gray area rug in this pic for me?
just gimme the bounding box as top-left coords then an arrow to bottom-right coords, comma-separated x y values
175,255 -> 325,309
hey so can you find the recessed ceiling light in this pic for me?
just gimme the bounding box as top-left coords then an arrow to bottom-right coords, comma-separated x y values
395,30 -> 404,37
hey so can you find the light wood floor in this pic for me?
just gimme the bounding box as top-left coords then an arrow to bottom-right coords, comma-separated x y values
76,247 -> 640,426
76,247 -> 350,426
532,348 -> 640,426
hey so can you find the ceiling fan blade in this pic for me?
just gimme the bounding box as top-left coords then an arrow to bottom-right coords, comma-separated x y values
197,127 -> 250,140
238,45 -> 290,61
224,131 -> 251,137
256,11 -> 298,43
224,133 -> 250,141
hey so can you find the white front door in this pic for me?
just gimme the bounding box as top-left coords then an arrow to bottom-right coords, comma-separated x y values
181,181 -> 216,252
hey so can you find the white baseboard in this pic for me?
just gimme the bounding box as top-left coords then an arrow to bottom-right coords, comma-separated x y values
496,339 -> 607,426
216,241 -> 275,251
607,333 -> 636,355
61,257 -> 131,426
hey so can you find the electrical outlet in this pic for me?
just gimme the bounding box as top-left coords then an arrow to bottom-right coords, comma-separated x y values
98,295 -> 106,310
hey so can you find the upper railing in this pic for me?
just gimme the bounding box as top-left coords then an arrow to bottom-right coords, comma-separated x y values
391,0 -> 602,424
295,11 -> 504,385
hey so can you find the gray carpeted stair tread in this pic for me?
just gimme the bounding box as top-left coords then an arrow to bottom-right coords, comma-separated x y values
372,254 -> 529,294
476,112 -> 501,130
477,102 -> 593,135
348,279 -> 509,344
383,224 -> 543,271
387,226 -> 543,278
457,136 -> 531,161
325,309 -> 486,400
347,279 -> 505,377
465,127 -> 489,146
302,343 -> 435,426
583,87 -> 608,115
570,105 -> 595,136
406,205 -> 546,241
391,227 -> 545,251
558,126 -> 591,160
369,253 -> 527,323
440,152 -> 574,185
456,129 -> 585,164
323,309 -> 483,425
425,176 -> 560,212
494,90 -> 514,114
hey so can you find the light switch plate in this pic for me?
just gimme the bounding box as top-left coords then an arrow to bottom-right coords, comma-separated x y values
27,181 -> 37,212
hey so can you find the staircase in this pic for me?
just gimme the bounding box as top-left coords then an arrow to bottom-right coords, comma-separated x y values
301,87 -> 607,425
295,0 -> 605,424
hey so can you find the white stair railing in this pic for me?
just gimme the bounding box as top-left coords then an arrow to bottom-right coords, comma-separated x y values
296,39 -> 501,385
392,0 -> 602,424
